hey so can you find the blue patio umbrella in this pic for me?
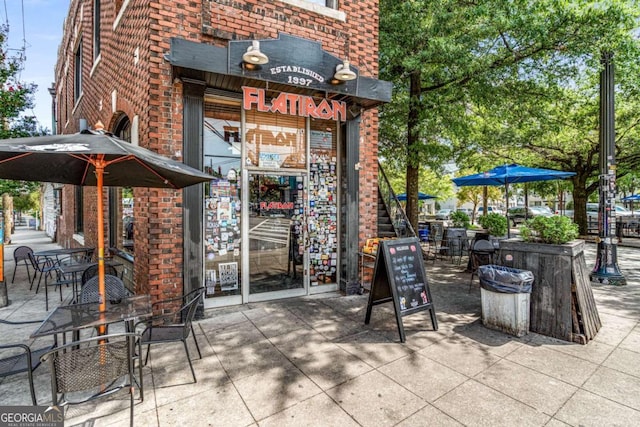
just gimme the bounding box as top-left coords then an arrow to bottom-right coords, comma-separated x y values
452,164 -> 576,236
622,194 -> 640,201
396,192 -> 435,201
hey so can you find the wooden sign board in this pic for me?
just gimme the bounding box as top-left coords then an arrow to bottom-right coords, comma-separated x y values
364,237 -> 437,342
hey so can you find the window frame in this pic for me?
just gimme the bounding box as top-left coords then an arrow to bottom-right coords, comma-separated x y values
74,40 -> 83,103
93,0 -> 101,61
108,115 -> 133,255
75,186 -> 83,234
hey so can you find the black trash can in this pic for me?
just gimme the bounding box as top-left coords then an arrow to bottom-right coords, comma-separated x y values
478,265 -> 533,337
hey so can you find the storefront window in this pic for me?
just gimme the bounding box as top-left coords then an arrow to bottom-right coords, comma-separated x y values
203,101 -> 242,298
308,119 -> 338,286
245,111 -> 306,170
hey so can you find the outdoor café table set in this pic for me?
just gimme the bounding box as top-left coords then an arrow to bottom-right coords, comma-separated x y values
33,247 -> 123,304
29,294 -> 152,423
31,294 -> 152,345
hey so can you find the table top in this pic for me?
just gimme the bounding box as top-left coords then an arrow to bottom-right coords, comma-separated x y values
34,247 -> 94,257
57,260 -> 124,276
31,294 -> 151,339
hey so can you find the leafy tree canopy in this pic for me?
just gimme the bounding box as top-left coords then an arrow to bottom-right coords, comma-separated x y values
0,25 -> 48,199
379,0 -> 640,233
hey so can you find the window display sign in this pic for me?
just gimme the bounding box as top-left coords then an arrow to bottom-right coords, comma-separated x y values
259,152 -> 282,168
219,262 -> 239,291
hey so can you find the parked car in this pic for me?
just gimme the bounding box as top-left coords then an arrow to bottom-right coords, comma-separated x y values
456,208 -> 474,217
477,206 -> 503,215
586,203 -> 633,221
435,209 -> 454,220
507,205 -> 554,226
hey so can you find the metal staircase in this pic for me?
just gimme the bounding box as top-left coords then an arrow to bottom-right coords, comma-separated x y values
377,162 -> 416,239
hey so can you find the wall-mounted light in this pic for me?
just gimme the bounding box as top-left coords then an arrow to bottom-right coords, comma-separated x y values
242,40 -> 269,65
334,59 -> 357,81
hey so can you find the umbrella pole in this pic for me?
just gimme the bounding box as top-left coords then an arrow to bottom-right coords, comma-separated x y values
505,182 -> 510,238
96,160 -> 107,334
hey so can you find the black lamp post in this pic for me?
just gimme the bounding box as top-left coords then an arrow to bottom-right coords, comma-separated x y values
590,51 -> 626,286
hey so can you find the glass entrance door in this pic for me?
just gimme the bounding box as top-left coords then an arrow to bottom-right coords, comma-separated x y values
248,173 -> 306,299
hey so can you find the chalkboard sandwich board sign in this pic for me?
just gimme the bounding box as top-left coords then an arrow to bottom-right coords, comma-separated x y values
364,237 -> 438,342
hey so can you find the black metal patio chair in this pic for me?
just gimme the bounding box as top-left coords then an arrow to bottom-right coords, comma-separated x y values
80,274 -> 131,304
11,246 -> 34,283
80,264 -> 119,286
40,332 -> 142,427
469,239 -> 496,292
135,287 -> 205,383
428,223 -> 449,263
0,318 -> 55,405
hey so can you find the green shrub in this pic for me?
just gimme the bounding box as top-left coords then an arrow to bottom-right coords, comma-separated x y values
450,211 -> 471,228
519,215 -> 579,244
477,213 -> 508,237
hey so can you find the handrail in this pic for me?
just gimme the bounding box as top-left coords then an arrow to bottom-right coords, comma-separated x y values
378,161 -> 416,238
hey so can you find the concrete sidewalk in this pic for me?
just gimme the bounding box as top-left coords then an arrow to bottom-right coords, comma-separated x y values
1,225 -> 639,426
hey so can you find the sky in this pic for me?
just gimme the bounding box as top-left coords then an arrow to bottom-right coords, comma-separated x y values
2,0 -> 68,132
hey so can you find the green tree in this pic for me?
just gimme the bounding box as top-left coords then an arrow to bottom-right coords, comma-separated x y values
0,25 -> 40,138
13,191 -> 39,214
379,0 -> 639,233
381,159 -> 454,201
0,24 -> 47,205
456,185 -> 502,223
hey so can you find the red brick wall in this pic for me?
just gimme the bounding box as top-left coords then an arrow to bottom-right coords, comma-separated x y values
55,0 -> 381,300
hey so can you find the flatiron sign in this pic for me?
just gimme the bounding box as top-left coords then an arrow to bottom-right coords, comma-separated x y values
243,87 -> 347,122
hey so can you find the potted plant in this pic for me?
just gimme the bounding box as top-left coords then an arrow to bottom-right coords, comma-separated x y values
500,214 -> 600,344
477,212 -> 507,237
450,210 -> 471,229
519,215 -> 579,244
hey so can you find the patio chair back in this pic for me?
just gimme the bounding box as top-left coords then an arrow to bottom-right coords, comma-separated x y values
28,252 -> 54,291
0,319 -> 53,405
469,239 -> 497,291
138,287 -> 205,382
81,264 -> 119,285
41,332 -> 142,426
11,246 -> 34,283
80,274 -> 131,304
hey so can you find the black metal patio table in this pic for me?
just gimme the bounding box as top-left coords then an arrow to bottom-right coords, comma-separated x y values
31,294 -> 151,342
34,247 -> 95,265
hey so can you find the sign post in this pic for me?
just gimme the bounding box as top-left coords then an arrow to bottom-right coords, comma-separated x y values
590,51 -> 626,286
364,237 -> 437,342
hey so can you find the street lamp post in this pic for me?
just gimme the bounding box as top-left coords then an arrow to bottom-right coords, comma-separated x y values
590,51 -> 626,286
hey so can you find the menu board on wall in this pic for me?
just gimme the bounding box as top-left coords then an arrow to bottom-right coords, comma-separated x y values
364,237 -> 438,342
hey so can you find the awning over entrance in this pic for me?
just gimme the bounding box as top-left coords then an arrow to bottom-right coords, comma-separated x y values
165,34 -> 392,117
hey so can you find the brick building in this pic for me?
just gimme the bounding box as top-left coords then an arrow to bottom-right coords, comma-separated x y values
53,0 -> 390,307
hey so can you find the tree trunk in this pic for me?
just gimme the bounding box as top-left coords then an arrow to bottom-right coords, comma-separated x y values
482,186 -> 488,216
406,71 -> 421,232
573,175 -> 589,235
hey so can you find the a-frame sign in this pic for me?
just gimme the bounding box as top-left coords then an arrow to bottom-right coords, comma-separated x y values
364,237 -> 438,342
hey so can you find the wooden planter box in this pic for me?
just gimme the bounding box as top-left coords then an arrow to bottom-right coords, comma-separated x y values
499,239 -> 601,344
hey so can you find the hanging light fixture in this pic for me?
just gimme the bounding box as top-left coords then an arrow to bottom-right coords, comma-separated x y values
334,59 -> 357,81
242,40 -> 269,65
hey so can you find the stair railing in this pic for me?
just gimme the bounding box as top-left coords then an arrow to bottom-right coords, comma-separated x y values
378,162 -> 416,238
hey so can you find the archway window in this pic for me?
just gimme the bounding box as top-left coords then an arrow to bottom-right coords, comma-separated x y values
109,115 -> 133,254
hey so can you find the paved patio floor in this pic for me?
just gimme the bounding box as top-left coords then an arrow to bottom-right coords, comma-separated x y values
1,225 -> 639,426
